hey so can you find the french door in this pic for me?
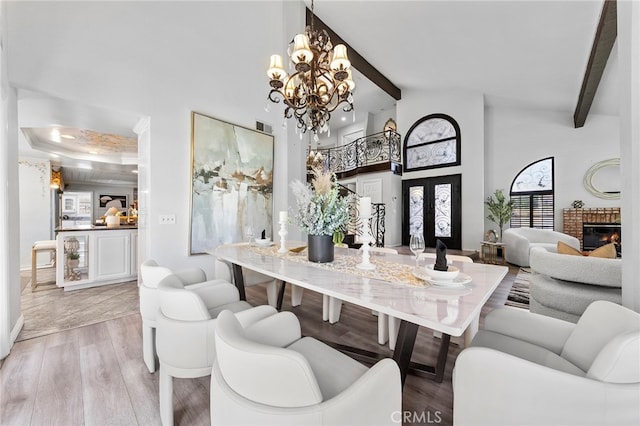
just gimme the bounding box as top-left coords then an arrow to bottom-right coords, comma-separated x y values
402,174 -> 462,249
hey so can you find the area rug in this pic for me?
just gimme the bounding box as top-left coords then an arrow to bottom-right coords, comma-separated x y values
505,267 -> 531,309
16,271 -> 140,341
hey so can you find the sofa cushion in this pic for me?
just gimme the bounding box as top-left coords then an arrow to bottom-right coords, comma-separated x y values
589,243 -> 617,259
557,241 -> 583,256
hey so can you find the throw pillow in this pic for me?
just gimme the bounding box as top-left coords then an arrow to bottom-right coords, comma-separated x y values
557,241 -> 582,256
589,243 -> 617,258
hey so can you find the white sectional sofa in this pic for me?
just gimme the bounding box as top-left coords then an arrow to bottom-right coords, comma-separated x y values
529,246 -> 622,323
502,227 -> 581,267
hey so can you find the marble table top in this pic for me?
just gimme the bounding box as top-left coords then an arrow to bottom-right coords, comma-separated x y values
214,242 -> 509,337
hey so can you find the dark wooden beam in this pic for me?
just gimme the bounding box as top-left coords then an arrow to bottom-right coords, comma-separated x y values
574,0 -> 617,128
306,9 -> 402,101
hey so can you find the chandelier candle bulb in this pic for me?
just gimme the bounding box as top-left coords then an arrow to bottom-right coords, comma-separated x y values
360,197 -> 372,218
267,55 -> 286,81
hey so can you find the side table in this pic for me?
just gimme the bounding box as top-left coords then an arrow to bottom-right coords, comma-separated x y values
480,241 -> 506,265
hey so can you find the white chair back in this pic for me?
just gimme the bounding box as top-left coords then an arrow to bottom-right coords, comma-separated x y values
562,300 -> 640,377
140,259 -> 173,288
215,310 -> 323,408
158,274 -> 211,321
419,252 -> 473,263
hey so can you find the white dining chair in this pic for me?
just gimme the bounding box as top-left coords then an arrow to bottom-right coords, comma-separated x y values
419,252 -> 474,264
155,274 -> 278,426
214,258 -> 279,307
211,309 -> 402,425
139,259 -> 231,373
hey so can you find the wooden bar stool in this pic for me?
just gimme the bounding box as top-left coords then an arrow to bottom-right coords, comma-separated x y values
31,240 -> 57,291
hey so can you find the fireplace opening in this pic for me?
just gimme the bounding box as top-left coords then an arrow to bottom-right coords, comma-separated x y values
583,223 -> 621,257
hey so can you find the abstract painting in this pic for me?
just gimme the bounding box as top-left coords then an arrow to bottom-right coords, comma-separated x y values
189,112 -> 274,255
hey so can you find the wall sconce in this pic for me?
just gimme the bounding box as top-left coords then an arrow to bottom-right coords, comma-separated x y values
50,168 -> 64,191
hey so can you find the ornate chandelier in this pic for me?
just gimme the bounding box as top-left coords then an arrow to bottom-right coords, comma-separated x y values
266,0 -> 355,136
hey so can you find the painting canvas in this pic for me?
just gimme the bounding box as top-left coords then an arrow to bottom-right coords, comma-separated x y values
189,112 -> 274,255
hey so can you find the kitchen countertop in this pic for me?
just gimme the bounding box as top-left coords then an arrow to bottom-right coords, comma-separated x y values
55,225 -> 138,232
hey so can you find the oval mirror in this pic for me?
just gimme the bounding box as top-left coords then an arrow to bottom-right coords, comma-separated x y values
583,158 -> 620,200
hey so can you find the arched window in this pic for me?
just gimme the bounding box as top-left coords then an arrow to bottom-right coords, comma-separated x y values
510,157 -> 554,229
403,114 -> 461,171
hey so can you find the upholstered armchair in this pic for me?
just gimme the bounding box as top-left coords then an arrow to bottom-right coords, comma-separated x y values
529,246 -> 622,322
502,227 -> 580,267
453,301 -> 640,425
139,259 -> 230,373
211,309 -> 402,425
155,274 -> 277,426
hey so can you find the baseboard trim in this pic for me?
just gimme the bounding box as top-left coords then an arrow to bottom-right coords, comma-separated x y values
10,314 -> 24,344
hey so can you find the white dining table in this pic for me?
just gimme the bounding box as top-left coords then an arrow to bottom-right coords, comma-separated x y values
213,242 -> 508,386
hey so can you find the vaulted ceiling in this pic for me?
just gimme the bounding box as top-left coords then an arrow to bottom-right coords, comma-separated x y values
10,1 -> 617,186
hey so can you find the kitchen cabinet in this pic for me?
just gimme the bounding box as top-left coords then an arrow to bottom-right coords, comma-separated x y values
56,226 -> 138,290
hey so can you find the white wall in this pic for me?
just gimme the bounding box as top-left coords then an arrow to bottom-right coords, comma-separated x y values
7,1 -> 300,278
1,0 -> 22,355
618,0 -> 640,312
397,89 -> 485,251
18,158 -> 52,269
485,107 -> 620,230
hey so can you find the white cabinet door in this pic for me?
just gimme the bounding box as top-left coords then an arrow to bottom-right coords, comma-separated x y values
94,232 -> 130,280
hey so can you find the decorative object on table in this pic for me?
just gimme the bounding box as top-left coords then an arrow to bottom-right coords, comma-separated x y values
484,189 -> 515,242
265,0 -> 355,138
105,207 -> 121,228
403,113 -> 461,171
357,197 -> 376,270
278,211 -> 288,253
290,166 -> 352,263
189,111 -> 274,254
409,233 -> 425,268
484,229 -> 498,243
434,239 -> 448,271
571,199 -> 584,208
425,264 -> 461,283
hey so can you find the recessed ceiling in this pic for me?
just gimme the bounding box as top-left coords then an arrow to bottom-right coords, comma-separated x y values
17,89 -> 143,186
21,127 -> 137,165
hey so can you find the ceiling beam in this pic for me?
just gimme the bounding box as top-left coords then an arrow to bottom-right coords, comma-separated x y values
306,9 -> 402,101
574,0 -> 617,128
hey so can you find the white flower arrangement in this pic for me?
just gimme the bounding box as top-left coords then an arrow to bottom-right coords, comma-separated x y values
290,166 -> 352,237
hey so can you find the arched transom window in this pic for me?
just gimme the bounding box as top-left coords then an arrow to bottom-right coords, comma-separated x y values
403,114 -> 461,172
510,157 -> 555,229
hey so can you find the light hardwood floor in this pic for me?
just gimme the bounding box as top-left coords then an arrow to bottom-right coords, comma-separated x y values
1,264 -> 518,426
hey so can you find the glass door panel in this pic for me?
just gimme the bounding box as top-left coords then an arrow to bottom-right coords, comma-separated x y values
402,174 -> 461,249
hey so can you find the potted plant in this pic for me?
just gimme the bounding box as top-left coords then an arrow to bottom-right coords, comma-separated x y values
290,166 -> 353,262
485,189 -> 515,242
67,250 -> 80,269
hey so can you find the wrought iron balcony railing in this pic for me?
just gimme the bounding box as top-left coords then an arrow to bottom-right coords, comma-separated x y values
312,131 -> 401,178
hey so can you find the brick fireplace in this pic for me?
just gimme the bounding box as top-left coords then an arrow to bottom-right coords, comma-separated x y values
563,207 -> 621,251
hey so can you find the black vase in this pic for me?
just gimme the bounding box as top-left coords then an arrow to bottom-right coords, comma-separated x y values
308,234 -> 334,263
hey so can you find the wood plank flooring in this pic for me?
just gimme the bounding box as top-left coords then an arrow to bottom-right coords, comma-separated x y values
1,263 -> 518,426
